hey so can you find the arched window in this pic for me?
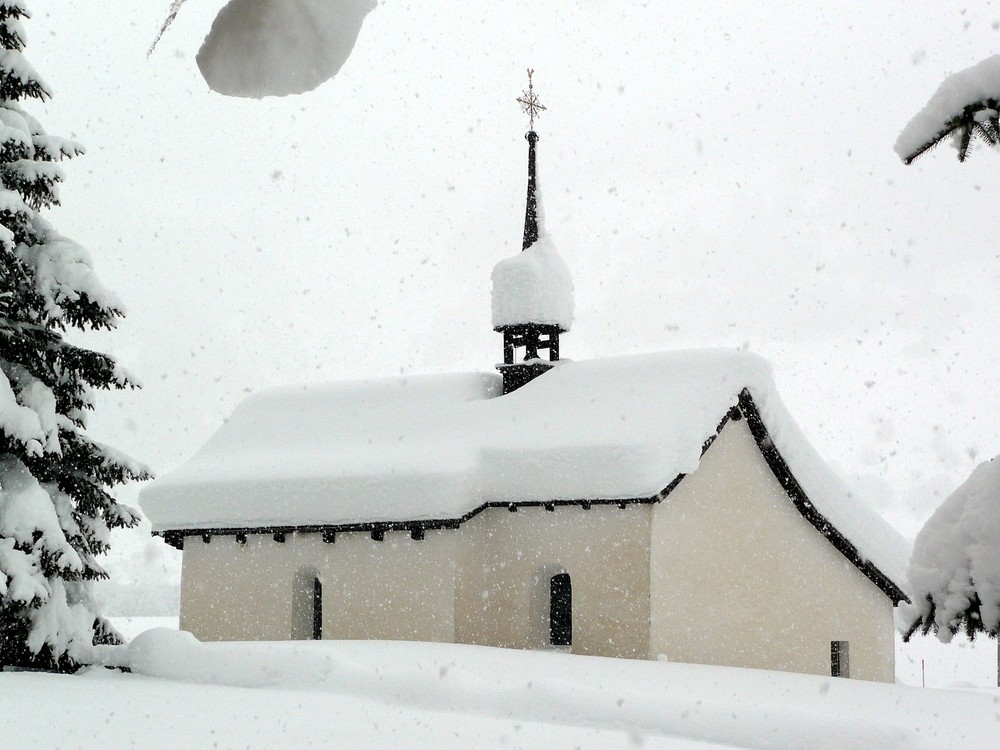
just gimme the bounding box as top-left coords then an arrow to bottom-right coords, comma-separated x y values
292,568 -> 323,640
311,576 -> 323,640
549,572 -> 572,647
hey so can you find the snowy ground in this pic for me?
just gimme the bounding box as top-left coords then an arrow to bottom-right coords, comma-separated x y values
4,633 -> 1000,750
106,617 -> 1000,690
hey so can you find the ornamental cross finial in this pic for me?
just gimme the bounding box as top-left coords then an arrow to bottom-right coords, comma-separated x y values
517,69 -> 547,131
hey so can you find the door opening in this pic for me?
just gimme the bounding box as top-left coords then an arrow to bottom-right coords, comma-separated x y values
549,572 -> 572,647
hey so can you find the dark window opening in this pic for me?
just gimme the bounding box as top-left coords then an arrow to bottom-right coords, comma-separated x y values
293,569 -> 323,640
831,640 -> 849,678
549,572 -> 572,647
312,577 -> 323,641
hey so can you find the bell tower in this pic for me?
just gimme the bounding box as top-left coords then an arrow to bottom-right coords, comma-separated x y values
492,70 -> 574,395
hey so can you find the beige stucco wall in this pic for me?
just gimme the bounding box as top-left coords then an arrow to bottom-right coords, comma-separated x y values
177,415 -> 895,681
179,503 -> 650,658
649,417 -> 895,682
455,503 -> 651,658
179,528 -> 456,642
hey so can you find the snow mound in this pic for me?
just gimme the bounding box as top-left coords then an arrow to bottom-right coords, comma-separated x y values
895,55 -> 1000,161
196,0 -> 376,98
903,455 -> 1000,639
491,235 -> 574,330
128,628 -> 204,680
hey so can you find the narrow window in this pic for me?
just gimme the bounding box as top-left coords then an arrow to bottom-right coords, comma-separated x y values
292,568 -> 323,640
312,576 -> 323,641
831,640 -> 849,678
549,572 -> 572,647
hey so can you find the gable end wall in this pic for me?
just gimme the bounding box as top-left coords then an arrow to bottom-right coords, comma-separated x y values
649,417 -> 895,682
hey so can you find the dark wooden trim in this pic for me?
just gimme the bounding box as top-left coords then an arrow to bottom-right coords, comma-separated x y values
156,496 -> 653,551
494,323 -> 566,335
153,389 -> 907,604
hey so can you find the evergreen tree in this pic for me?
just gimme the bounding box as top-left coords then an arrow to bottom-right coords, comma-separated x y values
0,1 -> 148,671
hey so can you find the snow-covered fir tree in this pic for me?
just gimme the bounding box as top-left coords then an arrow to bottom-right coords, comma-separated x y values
0,1 -> 148,671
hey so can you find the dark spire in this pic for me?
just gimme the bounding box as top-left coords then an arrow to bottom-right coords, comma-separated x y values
495,70 -> 563,395
522,131 -> 539,250
516,69 -> 546,251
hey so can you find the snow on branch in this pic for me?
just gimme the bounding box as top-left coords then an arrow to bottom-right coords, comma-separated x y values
15,220 -> 125,325
896,55 -> 1000,164
902,455 -> 1000,642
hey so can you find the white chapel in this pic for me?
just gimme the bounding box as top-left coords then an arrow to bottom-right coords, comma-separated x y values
141,78 -> 909,683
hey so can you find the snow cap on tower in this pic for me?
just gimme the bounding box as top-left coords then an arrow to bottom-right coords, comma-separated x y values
491,71 -> 574,332
491,71 -> 573,395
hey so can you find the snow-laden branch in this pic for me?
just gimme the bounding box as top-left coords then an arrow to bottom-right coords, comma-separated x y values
902,455 -> 1000,641
896,55 -> 1000,164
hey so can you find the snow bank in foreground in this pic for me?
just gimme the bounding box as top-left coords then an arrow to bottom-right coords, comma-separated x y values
904,455 -> 1000,639
895,55 -> 1000,161
196,0 -> 376,98
491,235 -> 574,330
52,631 -> 994,750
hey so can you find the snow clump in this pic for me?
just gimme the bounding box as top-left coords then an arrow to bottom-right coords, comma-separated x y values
491,235 -> 574,331
895,54 -> 1000,162
904,455 -> 1000,640
196,0 -> 377,98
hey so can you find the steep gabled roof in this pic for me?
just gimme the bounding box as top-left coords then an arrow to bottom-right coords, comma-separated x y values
140,349 -> 909,600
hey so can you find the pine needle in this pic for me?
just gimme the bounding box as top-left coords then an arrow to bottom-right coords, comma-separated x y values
148,0 -> 189,57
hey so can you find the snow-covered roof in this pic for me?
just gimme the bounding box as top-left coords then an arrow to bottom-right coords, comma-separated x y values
141,349 -> 908,590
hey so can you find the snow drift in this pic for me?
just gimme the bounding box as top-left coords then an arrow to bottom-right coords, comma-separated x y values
45,629 -> 992,750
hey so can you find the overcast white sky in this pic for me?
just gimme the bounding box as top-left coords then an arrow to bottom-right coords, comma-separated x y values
20,2 -> 1000,590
